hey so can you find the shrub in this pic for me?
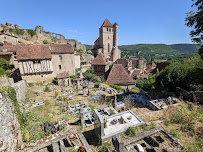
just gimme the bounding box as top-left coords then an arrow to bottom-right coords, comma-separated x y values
170,129 -> 180,138
106,83 -> 124,91
52,77 -> 58,85
27,30 -> 36,37
15,29 -> 24,35
85,51 -> 94,55
171,111 -> 185,123
150,122 -> 156,129
126,127 -> 136,136
0,67 -> 6,76
163,119 -> 170,126
140,124 -> 147,130
94,82 -> 100,88
0,58 -> 10,70
70,75 -> 77,80
99,142 -> 111,152
129,89 -> 140,93
44,85 -> 51,92
181,123 -> 195,132
43,40 -> 49,44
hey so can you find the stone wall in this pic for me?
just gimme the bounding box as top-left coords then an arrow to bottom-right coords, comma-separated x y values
11,80 -> 27,112
0,91 -> 22,152
1,24 -> 86,51
0,75 -> 14,87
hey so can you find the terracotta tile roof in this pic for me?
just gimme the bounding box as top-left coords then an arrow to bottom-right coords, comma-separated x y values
16,44 -> 52,60
131,58 -> 139,60
57,72 -> 69,79
151,62 -> 170,74
107,64 -> 135,85
0,52 -> 13,55
91,53 -> 109,65
132,69 -> 141,76
50,44 -> 74,54
101,18 -> 113,27
94,37 -> 100,43
114,59 -> 128,68
0,45 -> 16,52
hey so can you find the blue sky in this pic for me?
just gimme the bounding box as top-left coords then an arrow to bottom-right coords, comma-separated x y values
0,0 -> 195,45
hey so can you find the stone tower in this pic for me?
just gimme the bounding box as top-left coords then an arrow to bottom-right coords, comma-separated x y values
92,18 -> 121,62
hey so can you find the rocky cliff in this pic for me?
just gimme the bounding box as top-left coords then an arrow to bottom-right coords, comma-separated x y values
0,91 -> 22,152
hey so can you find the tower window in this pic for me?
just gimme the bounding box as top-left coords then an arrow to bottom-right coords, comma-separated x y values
59,55 -> 62,61
108,43 -> 110,53
59,65 -> 61,70
109,28 -> 111,32
107,28 -> 108,32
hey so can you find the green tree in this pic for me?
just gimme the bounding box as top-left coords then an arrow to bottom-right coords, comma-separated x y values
185,0 -> 203,59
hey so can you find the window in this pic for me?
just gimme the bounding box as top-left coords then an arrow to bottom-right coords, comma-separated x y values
109,28 -> 111,32
59,65 -> 61,70
59,55 -> 62,61
4,36 -> 6,39
107,28 -> 108,32
108,43 -> 110,52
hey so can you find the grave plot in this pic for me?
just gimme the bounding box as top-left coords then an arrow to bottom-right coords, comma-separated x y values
25,130 -> 92,152
123,127 -> 184,152
149,97 -> 181,110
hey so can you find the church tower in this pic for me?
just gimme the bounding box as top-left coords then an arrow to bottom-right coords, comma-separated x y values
93,18 -> 121,62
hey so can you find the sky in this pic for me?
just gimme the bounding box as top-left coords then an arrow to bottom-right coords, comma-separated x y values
0,0 -> 196,45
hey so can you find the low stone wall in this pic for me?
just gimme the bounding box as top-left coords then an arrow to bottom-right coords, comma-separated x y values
11,80 -> 27,112
0,91 -> 22,152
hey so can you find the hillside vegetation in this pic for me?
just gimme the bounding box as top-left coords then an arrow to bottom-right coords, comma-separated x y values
85,44 -> 199,62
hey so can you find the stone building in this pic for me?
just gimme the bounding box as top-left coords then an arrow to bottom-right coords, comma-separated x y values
0,44 -> 80,83
91,53 -> 109,78
92,18 -> 121,62
131,57 -> 147,69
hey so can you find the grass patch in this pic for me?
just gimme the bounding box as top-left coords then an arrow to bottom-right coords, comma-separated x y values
99,142 -> 111,152
126,127 -> 136,137
170,129 -> 180,138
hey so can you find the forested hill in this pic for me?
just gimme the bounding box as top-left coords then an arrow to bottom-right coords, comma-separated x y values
170,44 -> 200,53
85,44 -> 199,62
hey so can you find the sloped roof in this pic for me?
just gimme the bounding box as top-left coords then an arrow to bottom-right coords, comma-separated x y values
132,69 -> 141,76
94,37 -> 100,43
91,53 -> 109,65
107,64 -> 135,85
151,62 -> 170,74
16,44 -> 52,60
101,18 -> 113,27
57,72 -> 69,79
50,44 -> 74,54
114,59 -> 128,68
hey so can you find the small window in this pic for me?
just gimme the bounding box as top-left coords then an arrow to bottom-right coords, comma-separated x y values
4,36 -> 6,39
107,28 -> 108,32
109,28 -> 111,32
41,75 -> 43,77
59,65 -> 61,70
59,55 -> 62,61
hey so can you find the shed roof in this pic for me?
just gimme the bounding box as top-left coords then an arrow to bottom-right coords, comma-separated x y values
57,72 -> 69,79
50,44 -> 74,54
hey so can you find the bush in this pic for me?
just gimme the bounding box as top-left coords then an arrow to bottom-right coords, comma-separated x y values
126,127 -> 136,136
15,29 -> 24,35
0,67 -> 6,76
106,83 -> 124,91
27,30 -> 36,37
181,123 -> 195,132
94,82 -> 100,88
171,111 -> 185,123
52,78 -> 58,85
170,129 -> 180,138
150,122 -> 156,129
0,58 -> 10,70
70,75 -> 77,80
85,51 -> 94,55
44,85 -> 51,92
99,142 -> 111,152
129,89 -> 140,93
43,40 -> 49,44
140,124 -> 147,130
